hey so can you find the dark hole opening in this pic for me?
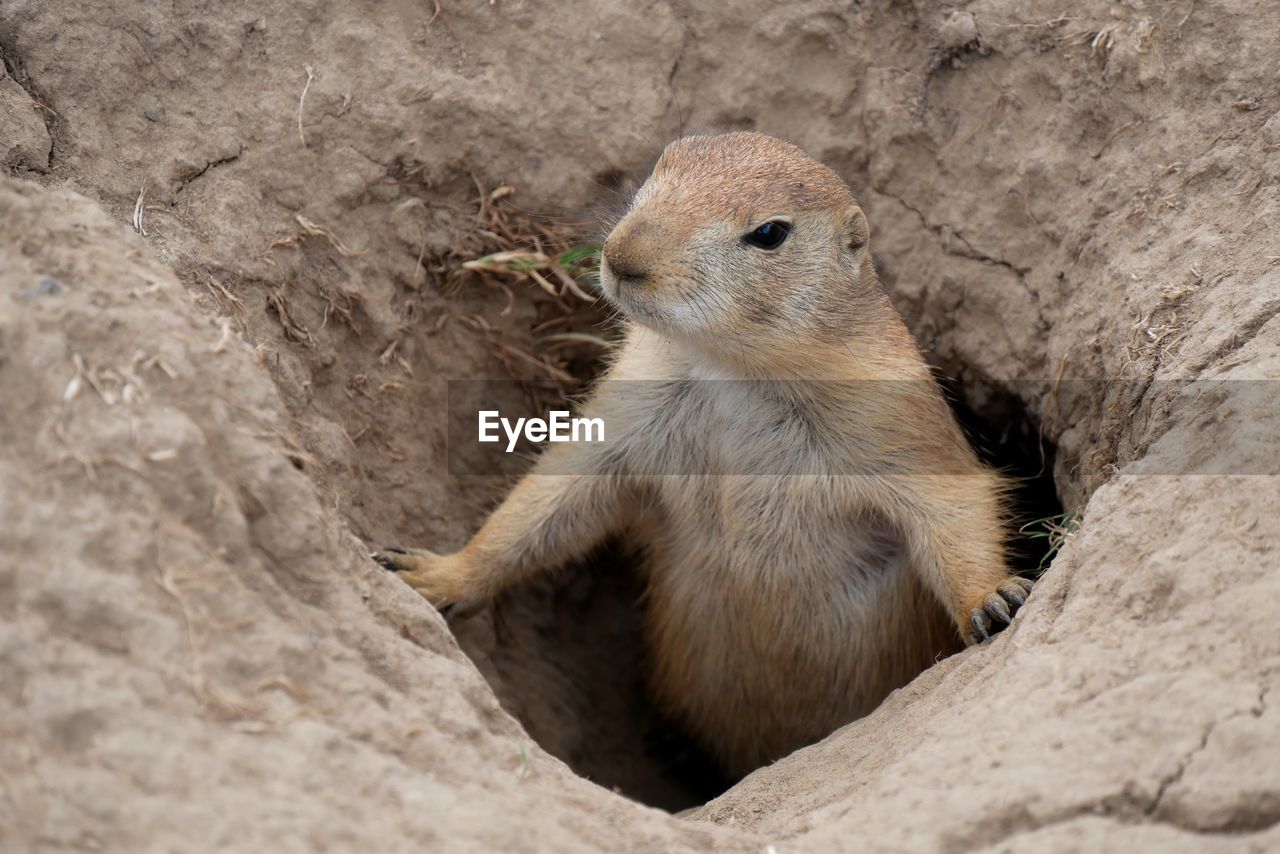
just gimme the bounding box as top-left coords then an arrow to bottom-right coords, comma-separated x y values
450,543 -> 730,812
938,377 -> 1066,578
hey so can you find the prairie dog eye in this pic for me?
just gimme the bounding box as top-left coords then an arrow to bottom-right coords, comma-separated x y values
742,219 -> 790,250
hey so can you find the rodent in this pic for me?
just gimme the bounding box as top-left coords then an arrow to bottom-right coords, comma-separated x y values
375,131 -> 1033,777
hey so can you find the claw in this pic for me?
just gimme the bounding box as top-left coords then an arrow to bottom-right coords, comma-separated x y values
373,549 -> 409,572
985,593 -> 1012,625
970,609 -> 992,642
999,584 -> 1027,608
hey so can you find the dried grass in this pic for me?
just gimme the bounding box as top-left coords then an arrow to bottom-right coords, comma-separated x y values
427,180 -> 609,408
265,214 -> 367,262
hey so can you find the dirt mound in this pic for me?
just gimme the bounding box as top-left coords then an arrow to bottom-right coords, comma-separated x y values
0,176 -> 735,851
3,0 -> 1279,850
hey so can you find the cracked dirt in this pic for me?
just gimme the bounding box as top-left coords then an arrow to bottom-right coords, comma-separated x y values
2,0 -> 1279,851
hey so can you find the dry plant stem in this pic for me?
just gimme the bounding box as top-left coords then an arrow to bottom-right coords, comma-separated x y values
298,65 -> 315,148
133,181 -> 148,236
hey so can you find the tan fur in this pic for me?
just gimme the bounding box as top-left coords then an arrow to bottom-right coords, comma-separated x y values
375,132 -> 1030,777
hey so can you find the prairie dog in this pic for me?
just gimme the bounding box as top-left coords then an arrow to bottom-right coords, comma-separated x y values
375,132 -> 1032,776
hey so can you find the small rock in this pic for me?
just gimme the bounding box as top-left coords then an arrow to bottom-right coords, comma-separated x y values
21,276 -> 65,299
143,100 -> 166,123
936,10 -> 978,52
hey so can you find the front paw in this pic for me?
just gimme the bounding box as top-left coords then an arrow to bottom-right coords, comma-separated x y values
966,576 -> 1035,644
371,546 -> 481,615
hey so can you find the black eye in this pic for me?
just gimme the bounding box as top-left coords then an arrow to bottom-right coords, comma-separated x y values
742,220 -> 790,250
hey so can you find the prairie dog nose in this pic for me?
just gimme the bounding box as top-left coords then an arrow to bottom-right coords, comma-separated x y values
603,217 -> 657,284
604,252 -> 648,283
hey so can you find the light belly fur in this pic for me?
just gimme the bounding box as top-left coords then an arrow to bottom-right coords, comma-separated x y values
634,475 -> 958,775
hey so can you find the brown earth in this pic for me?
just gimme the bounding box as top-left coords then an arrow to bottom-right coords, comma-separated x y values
2,0 -> 1279,850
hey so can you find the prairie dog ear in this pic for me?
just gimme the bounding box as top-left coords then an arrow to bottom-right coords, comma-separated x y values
843,204 -> 870,251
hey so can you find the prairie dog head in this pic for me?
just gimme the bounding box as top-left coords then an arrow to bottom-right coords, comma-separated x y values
600,132 -> 876,362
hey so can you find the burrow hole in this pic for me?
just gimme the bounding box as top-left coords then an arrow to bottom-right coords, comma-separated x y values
441,374 -> 1062,813
351,174 -> 1065,812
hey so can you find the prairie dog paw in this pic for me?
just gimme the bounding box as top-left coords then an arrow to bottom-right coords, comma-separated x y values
967,576 -> 1035,644
371,546 -> 482,615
